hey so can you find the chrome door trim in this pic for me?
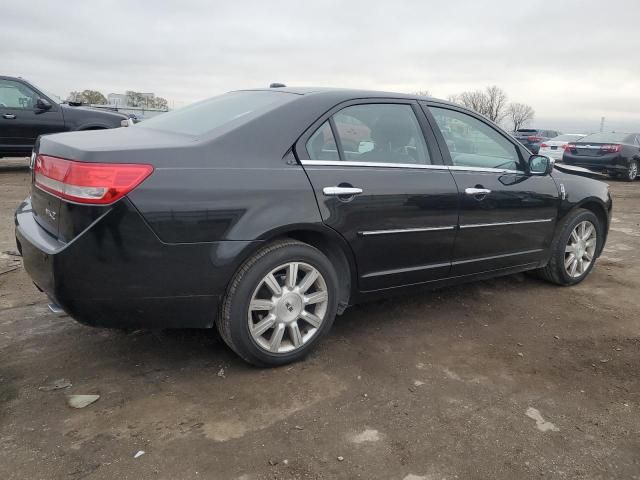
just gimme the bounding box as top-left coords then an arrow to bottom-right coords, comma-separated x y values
302,160 -> 449,170
359,226 -> 456,236
362,261 -> 451,278
459,218 -> 553,229
451,248 -> 544,266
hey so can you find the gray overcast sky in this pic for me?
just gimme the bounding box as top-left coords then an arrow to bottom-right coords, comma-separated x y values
3,0 -> 639,131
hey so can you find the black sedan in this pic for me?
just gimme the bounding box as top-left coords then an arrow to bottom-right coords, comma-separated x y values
15,88 -> 612,366
562,132 -> 640,181
0,75 -> 128,158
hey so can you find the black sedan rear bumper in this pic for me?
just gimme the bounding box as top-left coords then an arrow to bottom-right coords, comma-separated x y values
15,196 -> 257,329
563,153 -> 630,174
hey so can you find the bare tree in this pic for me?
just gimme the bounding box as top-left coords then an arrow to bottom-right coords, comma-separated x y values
507,102 -> 535,131
484,85 -> 508,123
446,94 -> 460,104
458,90 -> 487,114
67,89 -> 107,105
413,90 -> 431,97
446,85 -> 509,123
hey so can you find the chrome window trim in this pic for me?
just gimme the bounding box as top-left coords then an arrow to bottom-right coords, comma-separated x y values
359,226 -> 456,236
459,218 -> 553,229
302,160 -> 449,170
448,165 -> 524,174
302,160 -> 523,174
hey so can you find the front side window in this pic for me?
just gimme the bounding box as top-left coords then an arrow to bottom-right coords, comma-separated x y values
332,104 -> 431,165
0,79 -> 38,109
429,107 -> 521,170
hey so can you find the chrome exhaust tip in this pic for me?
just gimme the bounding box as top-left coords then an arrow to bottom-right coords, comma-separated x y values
47,301 -> 65,315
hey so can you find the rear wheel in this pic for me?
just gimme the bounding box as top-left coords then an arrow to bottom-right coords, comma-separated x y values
625,160 -> 638,181
218,240 -> 338,366
536,208 -> 602,286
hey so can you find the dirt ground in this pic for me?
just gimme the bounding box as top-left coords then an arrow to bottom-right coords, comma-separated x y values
1,159 -> 638,480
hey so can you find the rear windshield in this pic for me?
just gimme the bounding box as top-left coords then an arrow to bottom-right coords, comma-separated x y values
515,129 -> 537,134
552,134 -> 585,141
137,90 -> 296,136
578,132 -> 630,143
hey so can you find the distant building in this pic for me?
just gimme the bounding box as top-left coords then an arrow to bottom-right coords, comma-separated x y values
107,92 -> 155,108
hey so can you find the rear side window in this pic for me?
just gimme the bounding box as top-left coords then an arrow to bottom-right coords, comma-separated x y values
331,104 -> 431,165
137,91 -> 296,136
306,121 -> 339,161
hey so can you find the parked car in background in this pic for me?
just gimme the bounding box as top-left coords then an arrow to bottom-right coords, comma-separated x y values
513,128 -> 561,153
563,132 -> 640,181
0,75 -> 128,158
16,87 -> 612,366
539,133 -> 587,161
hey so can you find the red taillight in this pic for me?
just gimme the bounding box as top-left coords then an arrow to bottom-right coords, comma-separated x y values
564,143 -> 576,150
527,136 -> 542,142
600,144 -> 621,153
540,143 -> 548,148
33,155 -> 154,205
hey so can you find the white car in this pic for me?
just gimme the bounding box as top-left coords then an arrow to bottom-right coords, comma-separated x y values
538,134 -> 587,161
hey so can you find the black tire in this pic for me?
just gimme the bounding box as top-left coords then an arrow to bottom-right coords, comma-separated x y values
218,239 -> 338,366
536,208 -> 603,286
624,160 -> 638,182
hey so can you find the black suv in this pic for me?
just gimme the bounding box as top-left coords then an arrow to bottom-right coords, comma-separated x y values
0,76 -> 128,158
513,128 -> 561,154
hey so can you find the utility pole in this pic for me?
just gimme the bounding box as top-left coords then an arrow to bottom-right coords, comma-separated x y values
600,116 -> 605,133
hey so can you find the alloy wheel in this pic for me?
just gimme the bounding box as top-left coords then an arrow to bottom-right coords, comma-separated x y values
564,220 -> 597,278
628,162 -> 638,181
247,262 -> 329,354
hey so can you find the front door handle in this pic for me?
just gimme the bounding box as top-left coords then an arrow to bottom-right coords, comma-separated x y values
323,186 -> 363,197
465,187 -> 491,196
2,114 -> 16,119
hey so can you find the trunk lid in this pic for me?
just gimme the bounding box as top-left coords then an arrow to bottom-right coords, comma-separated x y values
572,142 -> 610,157
31,126 -> 194,242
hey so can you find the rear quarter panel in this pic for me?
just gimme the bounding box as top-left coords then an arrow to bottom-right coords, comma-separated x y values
127,159 -> 323,243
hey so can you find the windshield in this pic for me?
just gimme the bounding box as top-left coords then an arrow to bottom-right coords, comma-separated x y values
578,132 -> 630,143
27,81 -> 63,104
551,134 -> 585,142
137,90 -> 297,136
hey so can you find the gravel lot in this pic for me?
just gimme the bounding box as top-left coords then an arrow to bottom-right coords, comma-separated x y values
1,160 -> 638,480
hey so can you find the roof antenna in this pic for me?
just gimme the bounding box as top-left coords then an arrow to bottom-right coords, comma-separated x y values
269,82 -> 286,88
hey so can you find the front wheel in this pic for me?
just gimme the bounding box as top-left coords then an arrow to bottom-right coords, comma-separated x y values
625,160 -> 638,181
218,240 -> 338,366
536,208 -> 602,286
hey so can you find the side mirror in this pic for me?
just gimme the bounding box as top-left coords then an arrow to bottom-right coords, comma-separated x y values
35,98 -> 52,111
528,154 -> 554,175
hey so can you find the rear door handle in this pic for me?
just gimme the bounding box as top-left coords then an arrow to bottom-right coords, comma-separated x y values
465,187 -> 491,196
2,114 -> 16,119
322,186 -> 363,196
